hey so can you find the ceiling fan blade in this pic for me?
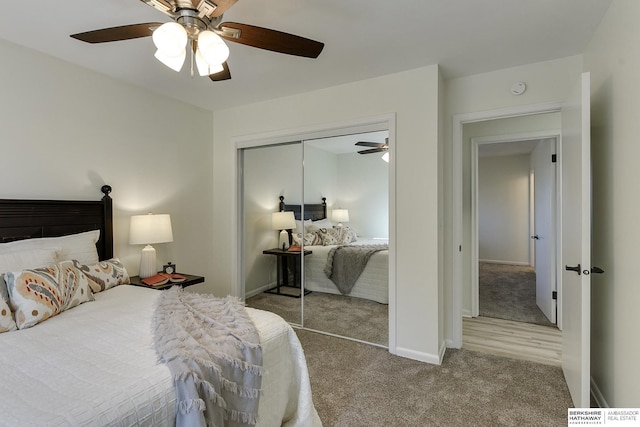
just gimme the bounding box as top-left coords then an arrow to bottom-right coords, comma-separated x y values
356,141 -> 383,148
219,22 -> 324,58
70,23 -> 162,43
358,148 -> 386,155
209,62 -> 231,81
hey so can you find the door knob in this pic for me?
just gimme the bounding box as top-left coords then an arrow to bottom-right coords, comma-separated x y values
531,235 -> 539,240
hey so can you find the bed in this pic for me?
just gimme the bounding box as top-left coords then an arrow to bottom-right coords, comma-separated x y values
0,187 -> 321,427
279,197 -> 388,304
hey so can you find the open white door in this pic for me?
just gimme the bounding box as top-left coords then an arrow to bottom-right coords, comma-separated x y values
532,139 -> 556,323
560,72 -> 592,407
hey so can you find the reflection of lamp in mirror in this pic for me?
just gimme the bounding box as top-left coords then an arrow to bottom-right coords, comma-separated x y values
129,213 -> 174,278
272,211 -> 296,250
332,209 -> 349,227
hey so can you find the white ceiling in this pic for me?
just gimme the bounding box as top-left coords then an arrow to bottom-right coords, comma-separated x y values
306,131 -> 388,154
478,139 -> 546,158
0,0 -> 611,112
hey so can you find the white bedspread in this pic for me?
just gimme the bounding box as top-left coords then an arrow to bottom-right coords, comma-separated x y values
0,285 -> 321,427
304,238 -> 388,304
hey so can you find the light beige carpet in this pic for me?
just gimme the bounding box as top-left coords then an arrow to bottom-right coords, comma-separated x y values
296,329 -> 573,426
247,291 -> 388,346
480,262 -> 555,327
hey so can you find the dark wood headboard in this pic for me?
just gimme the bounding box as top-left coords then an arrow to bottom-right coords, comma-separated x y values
279,196 -> 327,221
0,185 -> 114,260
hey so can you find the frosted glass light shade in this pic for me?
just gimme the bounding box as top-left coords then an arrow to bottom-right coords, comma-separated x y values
152,22 -> 188,57
197,30 -> 230,66
382,151 -> 390,162
332,209 -> 349,223
154,49 -> 186,72
195,49 -> 224,76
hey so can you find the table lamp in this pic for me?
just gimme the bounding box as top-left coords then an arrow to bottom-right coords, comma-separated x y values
332,209 -> 349,227
129,213 -> 173,278
272,211 -> 296,250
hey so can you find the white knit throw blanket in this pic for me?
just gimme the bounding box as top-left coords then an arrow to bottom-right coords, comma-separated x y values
152,287 -> 263,427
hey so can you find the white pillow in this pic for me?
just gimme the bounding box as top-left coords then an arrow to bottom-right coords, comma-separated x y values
0,247 -> 61,274
307,218 -> 333,232
0,230 -> 100,265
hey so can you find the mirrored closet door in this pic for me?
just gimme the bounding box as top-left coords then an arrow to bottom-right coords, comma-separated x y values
301,133 -> 389,346
241,131 -> 390,347
242,142 -> 303,326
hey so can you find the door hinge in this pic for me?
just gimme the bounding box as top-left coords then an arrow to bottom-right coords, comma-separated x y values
552,291 -> 557,300
551,154 -> 557,163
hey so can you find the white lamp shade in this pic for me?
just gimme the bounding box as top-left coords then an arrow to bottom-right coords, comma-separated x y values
129,214 -> 174,245
382,151 -> 390,162
152,22 -> 188,57
154,49 -> 186,72
271,211 -> 296,230
197,30 -> 230,66
332,209 -> 350,223
195,49 -> 224,76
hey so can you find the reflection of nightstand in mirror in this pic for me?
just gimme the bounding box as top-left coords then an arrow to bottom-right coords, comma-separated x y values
129,273 -> 204,290
263,248 -> 312,298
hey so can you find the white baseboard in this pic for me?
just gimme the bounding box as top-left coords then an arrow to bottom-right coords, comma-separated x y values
479,259 -> 530,266
244,282 -> 275,299
590,376 -> 609,408
395,346 -> 443,365
462,309 -> 473,318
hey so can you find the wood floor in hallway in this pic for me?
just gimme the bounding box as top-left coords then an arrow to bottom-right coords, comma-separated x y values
463,316 -> 561,366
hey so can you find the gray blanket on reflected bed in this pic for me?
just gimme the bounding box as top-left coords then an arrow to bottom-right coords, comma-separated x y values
152,287 -> 263,427
324,244 -> 388,294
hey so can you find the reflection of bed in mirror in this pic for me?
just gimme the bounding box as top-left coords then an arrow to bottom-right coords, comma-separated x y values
279,197 -> 388,304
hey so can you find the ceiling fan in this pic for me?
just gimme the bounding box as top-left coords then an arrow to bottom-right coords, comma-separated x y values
70,0 -> 324,81
356,138 -> 389,155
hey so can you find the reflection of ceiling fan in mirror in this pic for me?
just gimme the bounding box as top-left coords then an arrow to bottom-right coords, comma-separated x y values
69,0 -> 324,81
356,138 -> 389,155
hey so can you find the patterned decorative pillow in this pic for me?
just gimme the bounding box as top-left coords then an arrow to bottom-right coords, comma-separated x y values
5,260 -> 94,329
291,232 -> 322,247
74,258 -> 130,293
317,228 -> 340,246
337,225 -> 358,244
317,226 -> 358,246
0,294 -> 17,333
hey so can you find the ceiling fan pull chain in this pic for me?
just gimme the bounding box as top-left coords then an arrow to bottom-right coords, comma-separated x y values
190,40 -> 195,78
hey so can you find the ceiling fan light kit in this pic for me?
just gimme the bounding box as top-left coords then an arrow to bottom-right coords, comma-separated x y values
70,0 -> 325,82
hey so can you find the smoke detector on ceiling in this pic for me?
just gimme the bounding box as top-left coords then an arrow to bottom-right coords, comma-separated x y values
510,82 -> 527,96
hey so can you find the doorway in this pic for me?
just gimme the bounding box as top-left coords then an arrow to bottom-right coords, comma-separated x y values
451,106 -> 564,349
470,131 -> 560,328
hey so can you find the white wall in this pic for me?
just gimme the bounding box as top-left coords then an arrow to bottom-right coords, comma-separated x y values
443,56 -> 583,342
582,0 -> 640,407
242,143 -> 303,294
478,154 -> 531,264
0,38 -> 214,287
335,152 -> 389,238
214,66 -> 442,362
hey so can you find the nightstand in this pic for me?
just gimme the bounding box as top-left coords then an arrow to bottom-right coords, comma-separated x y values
263,248 -> 312,298
129,273 -> 205,290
